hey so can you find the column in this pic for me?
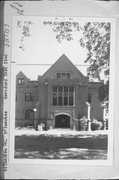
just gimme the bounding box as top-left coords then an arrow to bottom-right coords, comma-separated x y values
86,102 -> 91,131
50,113 -> 53,129
73,88 -> 75,106
33,108 -> 37,130
103,108 -> 107,130
68,86 -> 69,106
34,101 -> 41,130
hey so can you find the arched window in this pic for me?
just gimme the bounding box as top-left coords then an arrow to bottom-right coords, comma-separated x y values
25,109 -> 35,120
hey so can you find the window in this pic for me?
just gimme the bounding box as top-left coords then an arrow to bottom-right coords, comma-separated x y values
69,96 -> 73,106
25,109 -> 34,120
67,73 -> 70,78
69,86 -> 74,92
58,95 -> 62,106
62,73 -> 65,77
18,78 -> 24,85
58,86 -> 63,92
64,92 -> 68,106
88,93 -> 91,103
64,86 -> 68,92
25,93 -> 29,101
53,92 -> 57,106
25,92 -> 35,101
30,93 -> 35,101
56,73 -> 70,79
57,73 -> 60,78
52,86 -> 74,106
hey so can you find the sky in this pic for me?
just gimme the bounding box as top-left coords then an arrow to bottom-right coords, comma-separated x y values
12,17 -> 91,80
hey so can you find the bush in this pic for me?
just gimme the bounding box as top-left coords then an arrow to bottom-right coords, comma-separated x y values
91,118 -> 103,131
79,116 -> 88,131
106,118 -> 108,130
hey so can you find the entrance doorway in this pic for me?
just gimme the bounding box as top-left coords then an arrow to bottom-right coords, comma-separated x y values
55,114 -> 70,128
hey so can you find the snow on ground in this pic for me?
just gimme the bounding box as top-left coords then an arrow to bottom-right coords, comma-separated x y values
15,127 -> 108,137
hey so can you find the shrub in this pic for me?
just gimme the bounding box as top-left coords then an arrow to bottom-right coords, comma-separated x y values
102,118 -> 108,130
91,118 -> 103,131
79,116 -> 88,131
106,118 -> 108,130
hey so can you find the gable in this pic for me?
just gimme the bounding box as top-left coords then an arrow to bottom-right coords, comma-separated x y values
16,71 -> 28,79
42,54 -> 87,83
16,71 -> 29,86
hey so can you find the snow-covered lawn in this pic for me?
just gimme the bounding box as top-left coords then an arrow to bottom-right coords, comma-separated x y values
15,127 -> 108,137
15,128 -> 108,159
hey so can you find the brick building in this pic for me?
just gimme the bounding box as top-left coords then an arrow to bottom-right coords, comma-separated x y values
15,54 -> 103,130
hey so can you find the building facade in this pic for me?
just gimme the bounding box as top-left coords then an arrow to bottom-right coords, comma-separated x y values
15,54 -> 103,130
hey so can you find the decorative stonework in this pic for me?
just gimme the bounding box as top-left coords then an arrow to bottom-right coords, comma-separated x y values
51,106 -> 76,117
49,106 -> 76,129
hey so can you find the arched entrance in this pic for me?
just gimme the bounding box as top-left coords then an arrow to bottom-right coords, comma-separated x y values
55,114 -> 70,128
